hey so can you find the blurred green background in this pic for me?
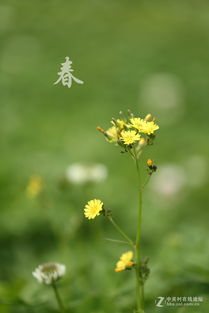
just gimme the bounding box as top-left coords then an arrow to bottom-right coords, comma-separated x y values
0,0 -> 209,312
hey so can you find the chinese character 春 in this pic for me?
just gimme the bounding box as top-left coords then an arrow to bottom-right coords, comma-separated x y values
54,57 -> 84,88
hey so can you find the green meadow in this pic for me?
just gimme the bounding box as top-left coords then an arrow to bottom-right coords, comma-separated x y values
0,0 -> 209,312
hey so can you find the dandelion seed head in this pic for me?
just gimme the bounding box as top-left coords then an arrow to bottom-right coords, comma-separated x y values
32,262 -> 66,285
150,164 -> 187,198
66,163 -> 107,184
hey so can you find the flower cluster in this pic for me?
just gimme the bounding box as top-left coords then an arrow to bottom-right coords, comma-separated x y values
115,251 -> 134,272
97,112 -> 159,157
32,262 -> 66,285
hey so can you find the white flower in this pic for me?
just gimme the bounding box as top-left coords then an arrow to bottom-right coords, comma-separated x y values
66,163 -> 87,184
89,164 -> 108,182
32,262 -> 66,285
150,164 -> 187,198
65,163 -> 107,184
140,73 -> 184,125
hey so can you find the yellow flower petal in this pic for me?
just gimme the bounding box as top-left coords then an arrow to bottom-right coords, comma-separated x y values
120,130 -> 140,145
129,117 -> 159,135
129,118 -> 145,132
84,199 -> 103,219
141,121 -> 159,135
120,251 -> 133,263
114,267 -> 125,272
106,126 -> 118,142
115,251 -> 134,272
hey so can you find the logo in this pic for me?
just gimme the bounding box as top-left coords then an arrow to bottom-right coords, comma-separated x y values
155,296 -> 203,307
155,297 -> 165,307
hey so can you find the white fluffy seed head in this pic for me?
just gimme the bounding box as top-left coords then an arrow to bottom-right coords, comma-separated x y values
65,163 -> 107,184
32,262 -> 66,285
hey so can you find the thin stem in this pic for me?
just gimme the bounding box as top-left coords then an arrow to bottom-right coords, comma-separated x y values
52,284 -> 65,313
104,237 -> 131,245
108,216 -> 135,248
142,174 -> 151,190
128,149 -> 136,160
135,157 -> 144,313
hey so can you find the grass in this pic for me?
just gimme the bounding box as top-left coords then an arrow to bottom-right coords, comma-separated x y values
0,0 -> 209,312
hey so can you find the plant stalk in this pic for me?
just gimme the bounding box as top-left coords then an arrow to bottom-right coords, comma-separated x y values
52,283 -> 65,313
135,157 -> 144,313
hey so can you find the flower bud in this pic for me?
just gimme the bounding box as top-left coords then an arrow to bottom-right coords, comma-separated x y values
147,159 -> 157,174
97,126 -> 112,141
96,126 -> 105,134
145,114 -> 152,121
139,138 -> 146,146
147,159 -> 153,167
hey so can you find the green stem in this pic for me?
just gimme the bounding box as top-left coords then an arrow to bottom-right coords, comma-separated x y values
52,283 -> 65,313
108,216 -> 135,248
142,174 -> 151,190
135,157 -> 144,313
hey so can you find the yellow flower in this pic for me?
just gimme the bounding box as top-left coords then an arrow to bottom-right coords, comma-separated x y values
129,118 -> 159,135
111,119 -> 126,130
129,118 -> 145,132
141,121 -> 159,135
106,126 -> 118,142
84,199 -> 103,219
120,130 -> 140,145
114,119 -> 126,129
26,175 -> 43,198
115,251 -> 134,272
